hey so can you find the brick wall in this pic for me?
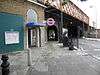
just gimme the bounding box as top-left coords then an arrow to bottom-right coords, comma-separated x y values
0,0 -> 46,49
0,0 -> 45,22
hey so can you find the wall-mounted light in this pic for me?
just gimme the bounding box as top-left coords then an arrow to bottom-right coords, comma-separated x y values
80,0 -> 87,1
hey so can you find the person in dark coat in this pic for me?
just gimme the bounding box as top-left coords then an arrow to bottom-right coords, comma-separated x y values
68,25 -> 78,50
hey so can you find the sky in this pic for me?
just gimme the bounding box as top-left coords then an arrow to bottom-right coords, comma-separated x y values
70,0 -> 100,29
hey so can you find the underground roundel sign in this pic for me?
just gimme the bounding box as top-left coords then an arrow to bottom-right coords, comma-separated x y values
47,18 -> 55,26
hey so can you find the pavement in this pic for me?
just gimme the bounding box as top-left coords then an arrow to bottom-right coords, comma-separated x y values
0,40 -> 100,75
85,38 -> 100,41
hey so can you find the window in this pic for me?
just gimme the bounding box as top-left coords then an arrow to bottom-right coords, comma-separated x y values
27,9 -> 37,23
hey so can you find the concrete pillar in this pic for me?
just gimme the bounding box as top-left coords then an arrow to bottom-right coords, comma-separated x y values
37,28 -> 40,47
24,27 -> 28,49
40,27 -> 46,47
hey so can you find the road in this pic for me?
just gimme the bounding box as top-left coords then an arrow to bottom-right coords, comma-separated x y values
79,39 -> 100,59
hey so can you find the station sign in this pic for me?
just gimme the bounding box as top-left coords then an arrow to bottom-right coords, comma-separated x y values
47,18 -> 55,26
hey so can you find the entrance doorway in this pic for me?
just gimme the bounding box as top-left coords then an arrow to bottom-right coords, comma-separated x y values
47,26 -> 58,41
28,28 -> 37,47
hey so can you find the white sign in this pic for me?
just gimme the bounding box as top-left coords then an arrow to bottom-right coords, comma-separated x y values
5,31 -> 19,44
47,18 -> 55,26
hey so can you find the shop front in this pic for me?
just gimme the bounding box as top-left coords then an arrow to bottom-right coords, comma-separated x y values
0,0 -> 46,53
26,22 -> 46,47
26,8 -> 46,48
46,17 -> 58,41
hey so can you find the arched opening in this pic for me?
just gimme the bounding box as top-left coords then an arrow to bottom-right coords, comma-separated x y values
26,9 -> 39,47
27,9 -> 37,23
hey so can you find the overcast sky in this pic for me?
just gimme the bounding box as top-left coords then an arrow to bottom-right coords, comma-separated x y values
70,0 -> 100,29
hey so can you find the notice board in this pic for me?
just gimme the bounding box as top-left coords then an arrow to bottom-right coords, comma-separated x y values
5,31 -> 19,44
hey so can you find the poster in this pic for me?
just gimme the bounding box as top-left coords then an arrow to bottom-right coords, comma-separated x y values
5,31 -> 19,44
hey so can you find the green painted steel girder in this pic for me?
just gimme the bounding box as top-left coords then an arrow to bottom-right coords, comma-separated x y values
62,0 -> 69,5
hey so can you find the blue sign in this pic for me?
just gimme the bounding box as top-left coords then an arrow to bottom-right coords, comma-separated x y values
26,22 -> 46,27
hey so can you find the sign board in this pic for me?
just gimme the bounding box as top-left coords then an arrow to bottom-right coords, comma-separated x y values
5,31 -> 19,44
47,18 -> 55,26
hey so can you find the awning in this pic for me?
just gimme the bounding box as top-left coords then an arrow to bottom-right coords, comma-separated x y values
26,22 -> 46,27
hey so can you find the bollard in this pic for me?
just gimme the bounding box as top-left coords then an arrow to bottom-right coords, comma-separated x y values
27,48 -> 31,66
1,54 -> 10,75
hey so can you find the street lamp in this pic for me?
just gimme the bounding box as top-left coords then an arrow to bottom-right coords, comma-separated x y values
89,5 -> 98,38
59,0 -> 69,43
